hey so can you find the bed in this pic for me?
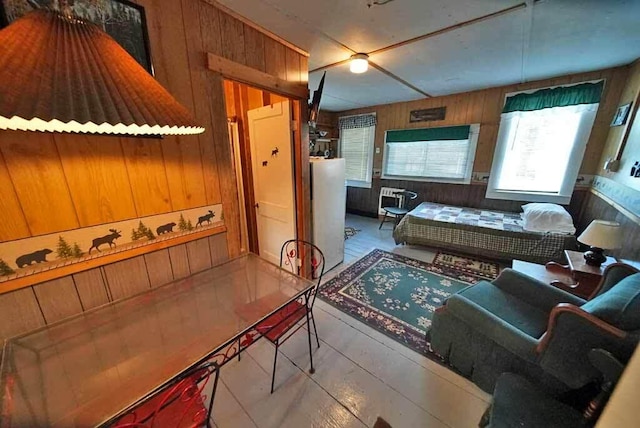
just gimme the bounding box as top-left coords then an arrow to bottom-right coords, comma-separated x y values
393,202 -> 577,263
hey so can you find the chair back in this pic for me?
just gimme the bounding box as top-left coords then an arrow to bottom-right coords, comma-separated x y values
591,263 -> 640,297
111,361 -> 220,428
280,239 -> 325,308
393,190 -> 418,210
581,271 -> 640,331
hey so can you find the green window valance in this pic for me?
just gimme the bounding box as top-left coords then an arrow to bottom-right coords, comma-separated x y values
386,125 -> 470,143
502,81 -> 604,113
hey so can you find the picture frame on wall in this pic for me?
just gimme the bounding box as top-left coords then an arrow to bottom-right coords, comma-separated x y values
409,107 -> 446,123
0,0 -> 153,74
611,102 -> 632,126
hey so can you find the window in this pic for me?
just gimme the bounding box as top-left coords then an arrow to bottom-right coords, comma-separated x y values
339,114 -> 376,188
487,81 -> 604,204
382,124 -> 479,184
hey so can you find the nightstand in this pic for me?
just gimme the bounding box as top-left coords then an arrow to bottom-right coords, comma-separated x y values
544,250 -> 617,299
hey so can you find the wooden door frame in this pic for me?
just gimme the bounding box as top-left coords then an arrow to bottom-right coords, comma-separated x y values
211,57 -> 310,252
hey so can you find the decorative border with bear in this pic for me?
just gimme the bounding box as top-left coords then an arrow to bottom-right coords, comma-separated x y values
0,204 -> 223,282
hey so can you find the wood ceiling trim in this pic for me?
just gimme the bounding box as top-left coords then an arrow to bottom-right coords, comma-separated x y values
367,2 -> 528,56
369,61 -> 431,97
309,58 -> 351,74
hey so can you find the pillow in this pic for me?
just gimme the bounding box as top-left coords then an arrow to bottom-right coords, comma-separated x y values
521,203 -> 576,234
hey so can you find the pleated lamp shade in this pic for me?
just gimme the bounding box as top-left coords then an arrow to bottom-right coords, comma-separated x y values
0,10 -> 204,136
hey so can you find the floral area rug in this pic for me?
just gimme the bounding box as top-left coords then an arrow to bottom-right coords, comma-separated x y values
319,249 -> 499,356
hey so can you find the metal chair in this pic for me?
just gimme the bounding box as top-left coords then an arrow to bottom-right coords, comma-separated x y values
255,239 -> 325,393
379,190 -> 418,229
111,361 -> 220,428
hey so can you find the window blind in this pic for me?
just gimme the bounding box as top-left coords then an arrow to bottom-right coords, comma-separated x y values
487,102 -> 599,204
341,126 -> 375,187
383,125 -> 476,182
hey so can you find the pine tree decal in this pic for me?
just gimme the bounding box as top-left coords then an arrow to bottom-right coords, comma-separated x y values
72,243 -> 83,258
186,220 -> 193,231
178,214 -> 189,231
57,236 -> 74,259
131,228 -> 141,241
132,221 -> 155,241
0,259 -> 14,276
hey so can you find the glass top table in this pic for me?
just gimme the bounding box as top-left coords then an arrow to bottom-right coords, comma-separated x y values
0,253 -> 314,427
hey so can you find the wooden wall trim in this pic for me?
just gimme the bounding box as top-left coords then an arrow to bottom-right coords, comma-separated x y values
202,0 -> 309,58
589,187 -> 640,226
208,53 -> 309,100
0,226 -> 227,295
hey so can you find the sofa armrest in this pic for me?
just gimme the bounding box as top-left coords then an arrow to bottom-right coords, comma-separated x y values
536,303 -> 635,389
446,294 -> 539,360
492,269 -> 586,311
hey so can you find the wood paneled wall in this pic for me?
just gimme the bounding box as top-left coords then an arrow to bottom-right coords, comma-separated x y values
581,59 -> 640,261
0,0 -> 308,253
577,192 -> 639,260
335,66 -> 628,216
0,233 -> 229,342
0,0 -> 308,336
598,60 -> 640,180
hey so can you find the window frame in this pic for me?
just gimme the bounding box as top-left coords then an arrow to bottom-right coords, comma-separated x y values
486,85 -> 600,204
338,113 -> 376,189
381,124 -> 479,184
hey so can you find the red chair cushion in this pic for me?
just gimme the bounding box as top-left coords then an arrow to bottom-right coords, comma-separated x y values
256,300 -> 307,342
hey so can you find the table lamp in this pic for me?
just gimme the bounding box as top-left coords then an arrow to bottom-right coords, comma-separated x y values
577,220 -> 623,266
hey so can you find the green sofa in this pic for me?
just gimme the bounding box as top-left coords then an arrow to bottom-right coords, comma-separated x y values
430,263 -> 640,393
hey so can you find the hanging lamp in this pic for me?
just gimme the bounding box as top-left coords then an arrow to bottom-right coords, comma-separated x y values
0,9 -> 204,136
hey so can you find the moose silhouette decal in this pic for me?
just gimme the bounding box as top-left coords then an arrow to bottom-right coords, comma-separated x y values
196,210 -> 215,227
16,249 -> 53,268
89,229 -> 122,253
271,147 -> 279,157
262,160 -> 268,167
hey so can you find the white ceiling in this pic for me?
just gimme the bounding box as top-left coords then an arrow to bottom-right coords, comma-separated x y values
218,0 -> 640,111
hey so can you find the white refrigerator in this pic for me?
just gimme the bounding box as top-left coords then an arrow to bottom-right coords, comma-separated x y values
310,158 -> 346,272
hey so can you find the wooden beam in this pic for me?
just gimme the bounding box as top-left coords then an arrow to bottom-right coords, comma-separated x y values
208,53 -> 309,100
367,3 -> 528,56
202,0 -> 309,58
0,226 -> 227,295
369,61 -> 431,97
309,58 -> 351,74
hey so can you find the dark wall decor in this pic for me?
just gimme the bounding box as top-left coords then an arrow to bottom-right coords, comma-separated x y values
409,107 -> 446,123
0,0 -> 153,73
611,102 -> 632,126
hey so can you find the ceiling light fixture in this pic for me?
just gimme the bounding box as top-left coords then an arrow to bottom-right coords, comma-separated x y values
0,10 -> 204,136
350,53 -> 369,74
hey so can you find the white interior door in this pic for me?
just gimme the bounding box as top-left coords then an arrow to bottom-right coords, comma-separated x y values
247,101 -> 295,264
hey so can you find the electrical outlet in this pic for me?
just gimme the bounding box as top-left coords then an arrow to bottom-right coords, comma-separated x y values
375,147 -> 380,154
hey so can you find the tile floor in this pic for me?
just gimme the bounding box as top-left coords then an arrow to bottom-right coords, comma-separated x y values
211,215 -> 491,427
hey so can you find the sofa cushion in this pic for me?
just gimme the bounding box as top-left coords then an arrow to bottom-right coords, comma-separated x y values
459,281 -> 549,338
581,273 -> 640,330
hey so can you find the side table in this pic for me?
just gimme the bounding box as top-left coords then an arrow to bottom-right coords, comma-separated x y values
544,250 -> 616,299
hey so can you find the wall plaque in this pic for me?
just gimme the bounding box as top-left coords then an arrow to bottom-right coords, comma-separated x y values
409,107 -> 446,122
